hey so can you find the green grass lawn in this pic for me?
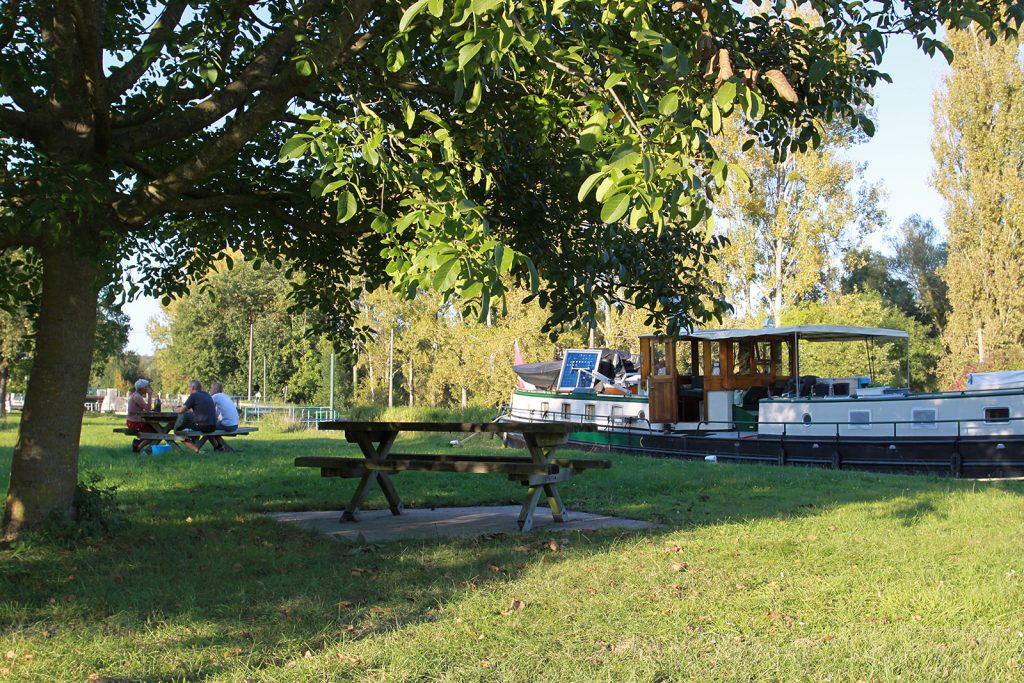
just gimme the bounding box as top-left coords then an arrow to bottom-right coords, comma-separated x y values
1,413 -> 1023,682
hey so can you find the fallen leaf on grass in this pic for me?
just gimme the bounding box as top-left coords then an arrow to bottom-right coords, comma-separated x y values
369,607 -> 392,614
610,640 -> 634,653
304,650 -> 313,659
232,563 -> 243,573
480,660 -> 496,668
586,587 -> 597,595
968,638 -> 979,650
336,601 -> 353,608
486,564 -> 502,572
0,667 -> 9,675
794,638 -> 817,647
64,594 -> 76,603
185,517 -> 193,524
111,574 -> 124,584
223,648 -> 242,658
337,654 -> 363,665
671,562 -> 689,572
501,599 -> 527,615
3,652 -> 13,661
912,614 -> 922,622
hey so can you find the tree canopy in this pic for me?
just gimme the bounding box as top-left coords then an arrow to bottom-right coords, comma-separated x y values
0,0 -> 1019,537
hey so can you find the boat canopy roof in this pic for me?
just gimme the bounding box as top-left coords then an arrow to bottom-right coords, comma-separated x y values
642,324 -> 909,343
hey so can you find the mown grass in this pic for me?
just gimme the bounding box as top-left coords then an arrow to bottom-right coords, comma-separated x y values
1,412 -> 1023,682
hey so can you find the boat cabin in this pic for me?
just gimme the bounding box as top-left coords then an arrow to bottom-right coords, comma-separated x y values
639,325 -> 910,428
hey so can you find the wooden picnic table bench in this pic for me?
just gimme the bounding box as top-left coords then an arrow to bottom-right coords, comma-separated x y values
297,420 -> 606,532
114,420 -> 257,453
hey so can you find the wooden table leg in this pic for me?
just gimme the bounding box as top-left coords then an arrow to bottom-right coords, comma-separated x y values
343,431 -> 404,519
341,471 -> 380,522
522,433 -> 571,526
517,486 -> 543,532
543,483 -> 569,523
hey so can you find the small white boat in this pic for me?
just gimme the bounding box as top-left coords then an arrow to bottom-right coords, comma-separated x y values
504,325 -> 1024,477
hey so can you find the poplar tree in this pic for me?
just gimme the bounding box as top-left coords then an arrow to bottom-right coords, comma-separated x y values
932,30 -> 1024,384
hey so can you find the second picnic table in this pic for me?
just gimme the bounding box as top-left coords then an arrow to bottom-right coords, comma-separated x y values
296,421 -> 607,532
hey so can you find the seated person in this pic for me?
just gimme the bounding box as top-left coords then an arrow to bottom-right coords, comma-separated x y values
210,380 -> 240,441
126,378 -> 155,453
174,380 -> 217,451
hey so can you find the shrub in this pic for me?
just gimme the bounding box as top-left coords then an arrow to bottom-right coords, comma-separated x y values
258,410 -> 307,433
44,473 -> 126,542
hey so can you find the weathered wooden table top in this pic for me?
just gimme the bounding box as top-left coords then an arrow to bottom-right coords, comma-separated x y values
316,420 -> 597,434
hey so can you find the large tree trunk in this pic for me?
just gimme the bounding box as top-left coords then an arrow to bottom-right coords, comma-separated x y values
3,246 -> 99,540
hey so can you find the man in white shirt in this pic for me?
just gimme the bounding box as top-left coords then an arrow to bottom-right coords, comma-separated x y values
210,382 -> 240,433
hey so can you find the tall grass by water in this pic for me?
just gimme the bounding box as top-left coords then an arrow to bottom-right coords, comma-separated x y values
0,412 -> 1022,681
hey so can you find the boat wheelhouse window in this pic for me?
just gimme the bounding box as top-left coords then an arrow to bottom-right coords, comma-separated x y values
848,410 -> 872,429
651,342 -> 667,376
985,407 -> 1010,424
734,340 -> 754,375
611,405 -> 624,425
541,401 -> 549,415
584,404 -> 596,419
911,408 -> 937,429
561,403 -> 572,419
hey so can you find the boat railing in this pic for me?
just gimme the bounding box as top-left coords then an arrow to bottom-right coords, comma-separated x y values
502,405 -> 1024,441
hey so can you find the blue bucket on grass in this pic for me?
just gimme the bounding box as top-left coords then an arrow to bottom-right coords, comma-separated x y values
151,444 -> 171,456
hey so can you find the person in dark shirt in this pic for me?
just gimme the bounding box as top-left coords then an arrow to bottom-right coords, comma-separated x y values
174,380 -> 217,451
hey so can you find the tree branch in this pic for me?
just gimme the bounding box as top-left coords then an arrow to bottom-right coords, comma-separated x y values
0,104 -> 47,141
116,0 -> 332,153
114,0 -> 377,225
161,192 -> 358,237
106,0 -> 189,100
69,0 -> 111,151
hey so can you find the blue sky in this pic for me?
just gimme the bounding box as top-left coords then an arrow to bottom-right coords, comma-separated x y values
122,35 -> 950,356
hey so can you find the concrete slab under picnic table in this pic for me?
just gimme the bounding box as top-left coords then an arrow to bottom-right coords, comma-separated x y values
267,506 -> 655,542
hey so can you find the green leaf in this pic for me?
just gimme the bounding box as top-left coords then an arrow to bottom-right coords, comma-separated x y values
711,99 -> 722,133
200,63 -> 218,84
715,81 -> 736,110
466,78 -> 482,113
658,92 -> 679,116
600,193 -> 630,224
458,42 -> 483,70
730,163 -> 751,189
808,60 -> 829,84
404,102 -> 416,128
603,72 -> 624,90
525,257 -> 539,293
428,0 -> 444,16
858,113 -> 876,137
495,243 -> 515,272
321,178 -> 348,195
387,43 -> 406,72
294,57 -> 313,77
278,136 -> 310,162
399,0 -> 431,31
595,176 -> 616,203
432,256 -> 460,290
471,0 -> 502,14
337,190 -> 357,223
577,171 -> 604,202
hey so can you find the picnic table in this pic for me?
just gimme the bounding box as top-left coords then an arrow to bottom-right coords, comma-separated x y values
113,411 -> 257,453
295,420 -> 608,532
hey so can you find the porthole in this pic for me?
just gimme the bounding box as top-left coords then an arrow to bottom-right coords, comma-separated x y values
802,413 -> 812,425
